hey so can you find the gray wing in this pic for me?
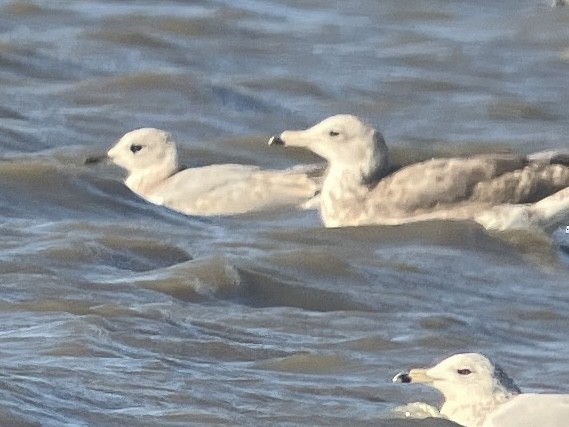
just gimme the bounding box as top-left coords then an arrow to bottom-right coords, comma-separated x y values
471,162 -> 569,204
371,154 -> 527,212
484,394 -> 569,427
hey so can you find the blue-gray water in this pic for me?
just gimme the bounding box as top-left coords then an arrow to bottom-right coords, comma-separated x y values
0,1 -> 568,426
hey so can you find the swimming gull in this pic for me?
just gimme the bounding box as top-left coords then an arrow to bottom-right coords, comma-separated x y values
393,352 -> 569,427
107,128 -> 320,216
269,115 -> 569,231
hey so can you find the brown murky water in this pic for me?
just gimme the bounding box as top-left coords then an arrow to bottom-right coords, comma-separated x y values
0,1 -> 568,426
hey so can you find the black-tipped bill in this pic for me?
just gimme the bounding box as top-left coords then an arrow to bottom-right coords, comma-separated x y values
83,154 -> 108,165
392,372 -> 412,383
268,135 -> 285,146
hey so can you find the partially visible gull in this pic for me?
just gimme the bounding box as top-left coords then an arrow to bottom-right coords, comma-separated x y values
393,352 -> 569,427
107,128 -> 320,216
269,115 -> 569,231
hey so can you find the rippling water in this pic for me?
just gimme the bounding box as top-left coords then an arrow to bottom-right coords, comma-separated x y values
1,1 -> 568,426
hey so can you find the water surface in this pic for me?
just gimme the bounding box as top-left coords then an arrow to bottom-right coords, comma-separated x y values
0,0 -> 568,426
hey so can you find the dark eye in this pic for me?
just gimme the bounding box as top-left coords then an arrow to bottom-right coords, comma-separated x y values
457,369 -> 472,375
329,130 -> 340,137
130,144 -> 143,154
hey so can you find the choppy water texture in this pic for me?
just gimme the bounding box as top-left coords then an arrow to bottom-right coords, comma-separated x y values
0,1 -> 568,426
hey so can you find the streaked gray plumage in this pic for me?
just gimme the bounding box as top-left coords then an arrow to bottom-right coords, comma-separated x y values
270,115 -> 569,230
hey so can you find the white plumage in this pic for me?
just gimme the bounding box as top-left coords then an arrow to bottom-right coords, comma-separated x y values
393,352 -> 569,427
108,128 -> 320,216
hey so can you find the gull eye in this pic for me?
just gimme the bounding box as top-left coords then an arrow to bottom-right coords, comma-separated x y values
329,130 -> 340,137
457,369 -> 472,375
130,144 -> 143,154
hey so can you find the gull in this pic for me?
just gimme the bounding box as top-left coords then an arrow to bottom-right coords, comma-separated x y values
107,128 -> 320,216
268,115 -> 569,231
393,352 -> 569,427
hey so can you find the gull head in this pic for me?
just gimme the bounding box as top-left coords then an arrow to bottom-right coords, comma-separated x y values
108,128 -> 178,175
269,115 -> 389,184
393,352 -> 520,406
